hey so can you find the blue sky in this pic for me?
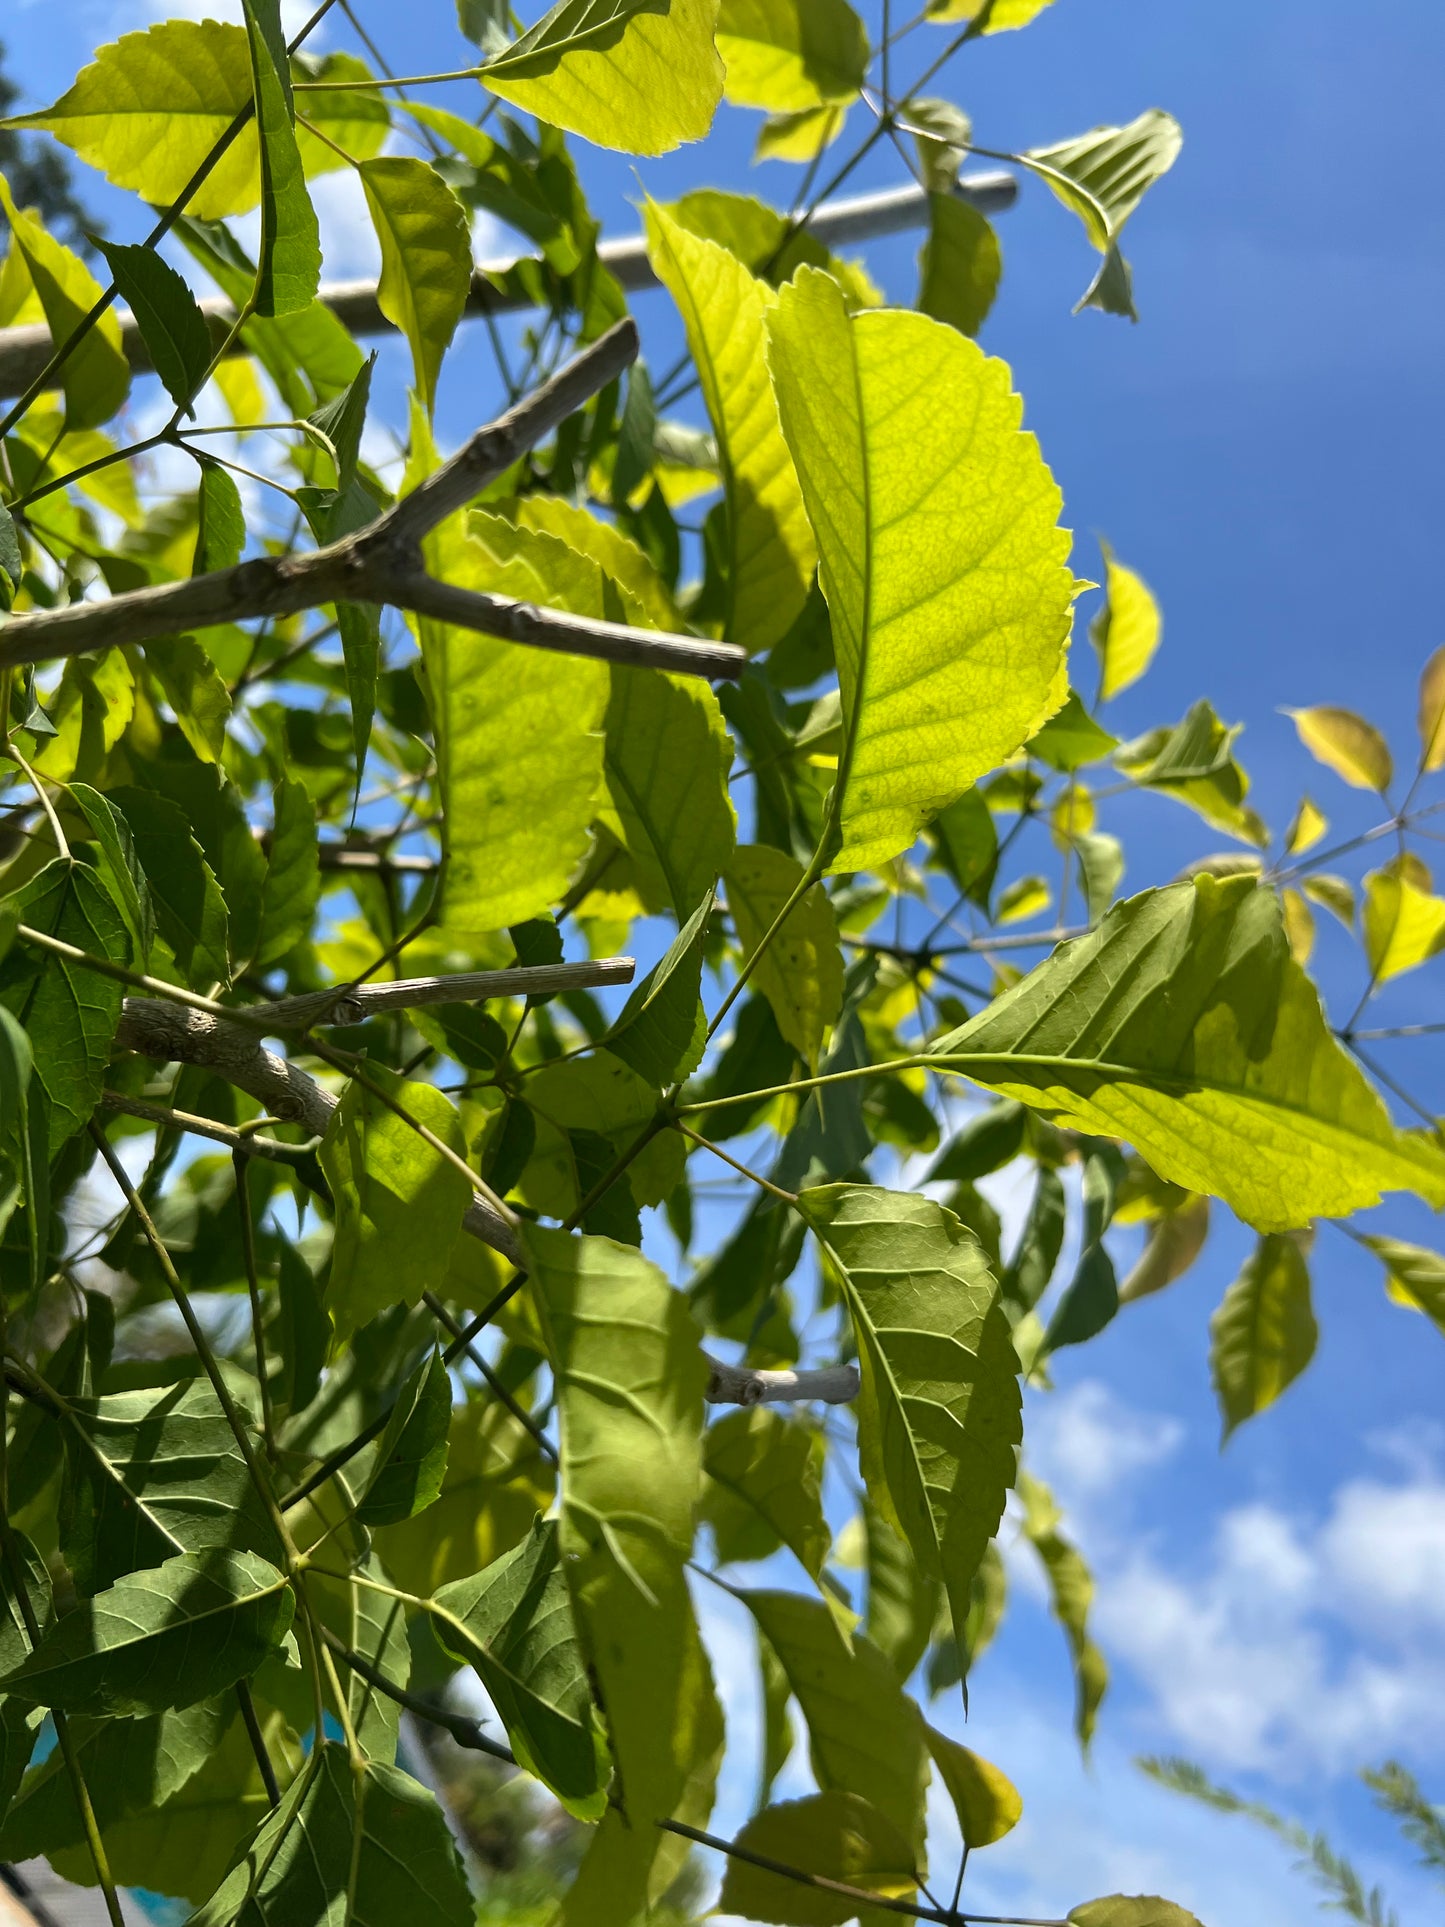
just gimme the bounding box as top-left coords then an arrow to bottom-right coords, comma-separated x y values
6,1 -> 1445,1922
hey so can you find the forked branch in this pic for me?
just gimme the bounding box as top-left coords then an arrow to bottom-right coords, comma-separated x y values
0,320 -> 744,685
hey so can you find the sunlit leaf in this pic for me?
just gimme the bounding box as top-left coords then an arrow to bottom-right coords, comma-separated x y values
931,875 -> 1445,1229
1286,704 -> 1393,793
646,203 -> 816,652
918,192 -> 1001,338
703,1406 -> 830,1578
925,1725 -> 1022,1847
0,175 -> 129,428
1302,872 -> 1354,927
725,843 -> 844,1064
1284,795 -> 1327,856
1025,110 -> 1183,319
767,268 -> 1073,871
716,0 -> 868,112
482,0 -> 724,156
1362,866 -> 1445,982
1017,1473 -> 1107,1745
599,669 -> 736,918
361,157 -> 472,415
243,0 -> 321,318
717,1791 -> 918,1925
1361,1234 -> 1445,1338
1418,643 -> 1445,771
926,0 -> 1057,31
1089,540 -> 1161,699
1069,1898 -> 1205,1927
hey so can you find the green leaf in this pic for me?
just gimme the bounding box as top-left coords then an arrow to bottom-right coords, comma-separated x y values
717,1791 -> 919,1925
523,1054 -> 685,1218
935,876 -> 1445,1227
855,1501 -> 939,1683
668,186 -> 881,309
189,1744 -> 474,1927
744,1588 -> 928,1855
355,1350 -> 452,1526
1210,1232 -> 1317,1439
767,267 -> 1073,871
1286,703 -> 1394,793
1361,1235 -> 1445,1337
603,885 -> 713,1086
0,1696 -> 233,1866
1025,110 -> 1183,318
932,788 -> 998,904
1076,831 -> 1125,924
0,1006 -> 44,1284
318,1068 -> 474,1344
1017,1473 -> 1107,1747
703,1406 -> 830,1578
107,785 -> 229,990
360,157 -> 471,415
716,0 -> 868,111
524,1226 -> 721,1922
412,481 -> 610,936
482,0 -> 724,156
145,635 -> 233,764
243,0 -> 321,318
58,1377 -> 282,1596
1115,700 -> 1266,847
1361,864 -> 1445,982
724,843 -> 843,1065
0,504 -> 21,606
309,354 -> 374,497
924,1725 -> 1022,1848
95,240 -> 213,414
1027,690 -> 1119,773
255,777 -> 319,968
1090,540 -> 1161,699
645,203 -> 816,652
66,783 -> 155,966
132,761 -> 263,975
0,858 -> 130,1152
1069,1901 -> 1204,1927
1041,1144 -> 1123,1357
918,192 -> 1001,338
0,1548 -> 293,1716
600,669 -> 737,918
274,1244 -> 329,1413
798,1185 -> 1021,1645
431,1517 -> 607,1818
0,176 -> 129,429
340,1556 -> 411,1763
925,0 -> 1057,32
194,458 -> 246,574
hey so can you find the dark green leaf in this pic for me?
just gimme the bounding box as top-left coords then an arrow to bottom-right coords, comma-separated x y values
0,857 -> 130,1152
603,885 -> 714,1086
194,458 -> 246,574
190,1743 -> 474,1927
1042,1144 -> 1125,1355
97,240 -> 213,414
919,192 -> 1001,338
309,353 -> 374,495
611,358 -> 656,506
0,1548 -> 294,1715
67,783 -> 154,964
145,635 -> 233,765
273,1243 -> 329,1414
356,1350 -> 452,1526
243,0 -> 321,317
138,759 -> 267,972
255,777 -> 318,968
432,1517 -> 606,1817
1003,1166 -> 1065,1313
931,787 -> 998,904
107,784 -> 229,990
0,504 -> 21,607
703,1407 -> 830,1578
925,1101 -> 1026,1185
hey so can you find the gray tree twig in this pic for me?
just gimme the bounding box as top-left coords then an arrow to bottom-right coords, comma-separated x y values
0,319 -> 744,684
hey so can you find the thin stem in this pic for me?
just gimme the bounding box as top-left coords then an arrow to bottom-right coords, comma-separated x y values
233,1150 -> 278,1461
236,1679 -> 283,1809
420,1291 -> 558,1466
320,1626 -> 514,1761
672,1121 -> 798,1205
294,67 -> 480,89
99,1092 -> 321,1166
2,739 -> 68,862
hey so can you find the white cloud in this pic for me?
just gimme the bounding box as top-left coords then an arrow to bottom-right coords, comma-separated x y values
1322,1473 -> 1445,1632
1026,1378 -> 1184,1504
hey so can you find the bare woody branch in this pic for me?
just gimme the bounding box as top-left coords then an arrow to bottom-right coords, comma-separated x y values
106,965 -> 858,1408
0,320 -> 744,686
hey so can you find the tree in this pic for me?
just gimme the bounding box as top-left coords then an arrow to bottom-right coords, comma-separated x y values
0,3 -> 1438,1924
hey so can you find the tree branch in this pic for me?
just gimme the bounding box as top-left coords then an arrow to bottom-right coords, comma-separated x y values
0,320 -> 744,685
705,1361 -> 861,1407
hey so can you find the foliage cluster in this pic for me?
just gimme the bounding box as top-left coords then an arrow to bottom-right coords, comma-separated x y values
0,2 -> 1441,1924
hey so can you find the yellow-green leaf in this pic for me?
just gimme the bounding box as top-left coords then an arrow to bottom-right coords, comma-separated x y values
703,1406 -> 830,1578
767,268 -> 1073,872
5,25 -> 387,222
1363,867 -> 1445,982
1281,886 -> 1314,964
724,843 -> 843,1063
918,192 -> 1001,338
0,177 -> 128,429
997,875 -> 1051,924
1070,1900 -> 1204,1927
1210,1233 -> 1316,1438
755,102 -> 847,162
931,875 -> 1445,1230
1286,704 -> 1393,793
1017,1472 -> 1107,1747
1302,872 -> 1354,927
716,0 -> 867,112
1118,1192 -> 1209,1303
600,669 -> 736,918
411,457 -> 610,936
1284,795 -> 1327,855
1360,1235 -> 1445,1337
645,203 -> 816,651
508,494 -> 684,631
924,1726 -> 1022,1848
797,1185 -> 1021,1646
1418,643 -> 1445,771
744,1588 -> 929,1857
926,0 -> 1057,31
360,157 -> 471,415
717,1791 -> 918,1925
525,1227 -> 721,1924
482,0 -> 724,156
1089,539 -> 1161,700
318,1068 -> 473,1344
